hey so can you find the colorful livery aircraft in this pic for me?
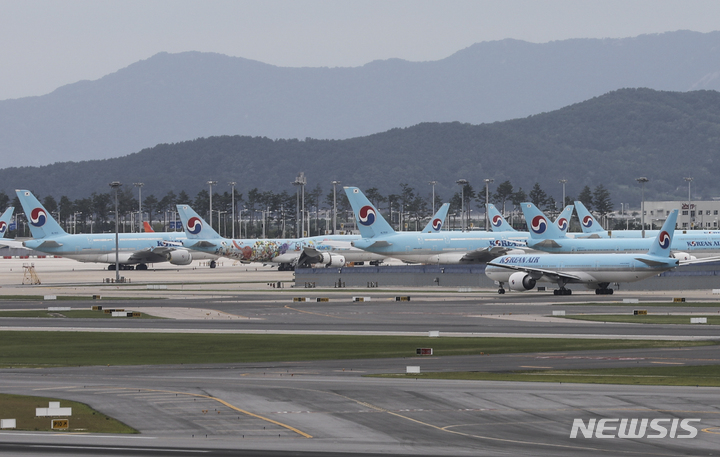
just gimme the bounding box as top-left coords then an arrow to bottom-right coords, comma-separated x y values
486,209 -> 706,295
176,204 -> 387,269
15,190 -> 218,269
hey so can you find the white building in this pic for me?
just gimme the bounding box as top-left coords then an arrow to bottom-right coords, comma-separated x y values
638,200 -> 720,229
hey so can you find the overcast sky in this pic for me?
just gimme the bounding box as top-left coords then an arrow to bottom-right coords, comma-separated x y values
1,0 -> 719,101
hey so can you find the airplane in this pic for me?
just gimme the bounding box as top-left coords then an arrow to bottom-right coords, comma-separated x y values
0,207 -> 13,238
520,202 -> 720,258
176,204 -> 388,270
487,202 -> 577,235
143,221 -> 155,233
573,200 -> 660,238
345,186 -> 540,263
486,208 -> 710,295
15,189 -> 218,270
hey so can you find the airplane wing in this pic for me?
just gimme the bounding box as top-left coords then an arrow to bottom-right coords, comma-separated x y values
460,246 -> 517,262
679,256 -> 720,265
487,261 -> 583,282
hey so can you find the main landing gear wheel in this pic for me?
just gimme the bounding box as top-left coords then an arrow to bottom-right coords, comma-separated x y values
498,288 -> 505,295
553,288 -> 572,296
595,288 -> 614,295
209,260 -> 217,269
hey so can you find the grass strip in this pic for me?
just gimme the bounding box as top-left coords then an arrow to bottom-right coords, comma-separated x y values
373,365 -> 720,387
0,310 -> 160,319
0,295 -> 158,301
562,315 -> 719,325
558,301 -> 720,307
0,393 -> 137,433
0,332 -> 713,368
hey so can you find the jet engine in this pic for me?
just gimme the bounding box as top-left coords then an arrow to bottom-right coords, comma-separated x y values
508,272 -> 536,291
317,252 -> 346,267
672,251 -> 696,261
166,249 -> 192,265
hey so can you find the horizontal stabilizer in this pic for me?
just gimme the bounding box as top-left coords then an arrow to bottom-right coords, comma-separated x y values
38,240 -> 63,248
532,239 -> 563,248
189,241 -> 218,249
369,240 -> 392,248
634,257 -> 670,267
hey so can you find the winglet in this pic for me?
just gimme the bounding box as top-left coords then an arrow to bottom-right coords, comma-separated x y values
487,204 -> 515,232
176,204 -> 222,239
574,201 -> 604,233
421,203 -> 450,233
344,187 -> 395,238
15,190 -> 67,239
0,207 -> 14,238
520,202 -> 565,240
647,209 -> 678,257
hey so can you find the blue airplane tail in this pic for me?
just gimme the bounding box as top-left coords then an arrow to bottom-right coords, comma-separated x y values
554,205 -> 574,234
15,190 -> 66,239
574,201 -> 604,233
647,209 -> 678,257
520,202 -> 566,239
0,207 -> 13,238
421,203 -> 450,233
344,187 -> 395,238
487,204 -> 515,232
176,204 -> 222,239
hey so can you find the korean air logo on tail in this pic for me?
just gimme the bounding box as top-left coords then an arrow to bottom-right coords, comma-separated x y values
358,206 -> 376,226
30,208 -> 47,227
0,221 -> 6,234
187,217 -> 202,235
492,215 -> 503,227
530,215 -> 547,234
432,218 -> 442,230
582,215 -> 594,228
658,231 -> 671,249
556,218 -> 568,231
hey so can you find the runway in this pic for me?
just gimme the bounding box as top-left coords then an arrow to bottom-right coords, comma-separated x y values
0,258 -> 719,455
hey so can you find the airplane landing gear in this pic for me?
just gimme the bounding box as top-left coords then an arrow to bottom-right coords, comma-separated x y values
595,288 -> 614,295
209,260 -> 217,269
136,264 -> 148,271
553,288 -> 572,296
497,282 -> 506,294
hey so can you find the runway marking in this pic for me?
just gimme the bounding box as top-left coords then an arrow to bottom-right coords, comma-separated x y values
519,366 -> 553,369
650,361 -> 685,365
283,305 -> 352,319
117,387 -> 313,439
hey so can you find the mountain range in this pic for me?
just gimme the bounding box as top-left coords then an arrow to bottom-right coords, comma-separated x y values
1,88 -> 719,207
3,30 -> 720,168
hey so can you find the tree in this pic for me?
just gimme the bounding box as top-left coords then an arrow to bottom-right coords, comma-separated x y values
510,187 -> 527,207
528,183 -> 549,208
42,195 -> 58,215
492,180 -> 514,214
143,194 -> 159,224
578,186 -> 594,211
593,184 -> 613,216
0,191 -> 9,211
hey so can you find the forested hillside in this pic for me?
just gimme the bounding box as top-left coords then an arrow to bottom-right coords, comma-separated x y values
1,88 -> 719,210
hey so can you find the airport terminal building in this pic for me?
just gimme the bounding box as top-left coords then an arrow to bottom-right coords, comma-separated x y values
642,200 -> 720,229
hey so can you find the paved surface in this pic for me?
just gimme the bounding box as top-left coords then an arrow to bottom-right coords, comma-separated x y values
1,258 -> 719,455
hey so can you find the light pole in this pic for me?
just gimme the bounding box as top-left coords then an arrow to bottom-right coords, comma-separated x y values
228,182 -> 236,238
292,173 -> 306,237
133,182 -> 143,232
332,180 -> 341,234
684,177 -> 693,228
636,177 -> 649,237
109,181 -> 122,281
484,178 -> 494,230
559,179 -> 568,208
207,180 -> 217,230
429,180 -> 437,214
456,179 -> 468,231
